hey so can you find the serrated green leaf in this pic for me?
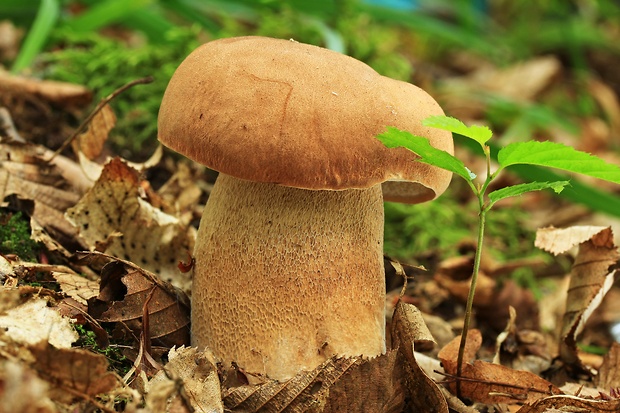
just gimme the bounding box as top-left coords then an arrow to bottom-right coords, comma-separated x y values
377,127 -> 475,182
423,115 -> 493,146
488,181 -> 569,205
498,141 -> 620,184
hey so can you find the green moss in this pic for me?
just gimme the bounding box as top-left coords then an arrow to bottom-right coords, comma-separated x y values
40,25 -> 202,156
384,187 -> 542,265
0,211 -> 39,261
74,323 -> 132,377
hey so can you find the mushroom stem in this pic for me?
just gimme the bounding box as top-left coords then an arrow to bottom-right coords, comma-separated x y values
192,173 -> 386,381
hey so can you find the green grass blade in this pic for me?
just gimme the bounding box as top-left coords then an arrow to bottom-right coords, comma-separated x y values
488,181 -> 569,206
11,0 -> 60,73
498,141 -> 620,184
377,127 -> 474,182
118,10 -> 176,43
64,0 -> 153,32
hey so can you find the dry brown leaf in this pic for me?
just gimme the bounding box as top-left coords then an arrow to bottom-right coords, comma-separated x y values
438,330 -> 561,404
147,346 -> 223,413
0,286 -> 22,314
537,226 -> 619,372
52,271 -> 99,305
0,359 -> 58,413
535,225 -> 611,256
0,22 -> 21,62
83,252 -> 190,349
0,140 -> 94,254
66,157 -> 194,293
437,328 -> 482,376
29,341 -> 120,404
0,70 -> 92,107
72,103 -> 116,161
434,255 -> 497,305
596,342 -> 620,392
516,395 -> 620,413
223,352 -> 406,413
440,56 -> 561,119
391,300 -> 448,413
156,161 -> 203,221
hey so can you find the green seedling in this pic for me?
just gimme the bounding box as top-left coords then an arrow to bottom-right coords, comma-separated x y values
377,115 -> 620,395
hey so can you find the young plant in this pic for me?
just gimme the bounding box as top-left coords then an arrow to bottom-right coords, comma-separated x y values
377,115 -> 620,394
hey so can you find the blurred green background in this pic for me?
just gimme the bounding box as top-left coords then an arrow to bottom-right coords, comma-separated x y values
3,0 -> 620,271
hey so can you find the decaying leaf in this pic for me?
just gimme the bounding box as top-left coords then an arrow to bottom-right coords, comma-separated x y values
596,342 -> 620,392
536,226 -> 619,372
0,71 -> 92,107
0,140 -> 94,254
66,157 -> 194,293
0,360 -> 57,413
516,394 -> 620,413
223,351 -> 406,413
434,254 -> 539,331
391,300 -> 448,413
29,341 -> 120,404
0,297 -> 78,349
440,55 -> 561,119
83,252 -> 190,350
146,346 -> 223,413
535,225 -> 614,256
52,271 -> 99,306
72,103 -> 116,161
221,300 -> 450,412
438,330 -> 561,404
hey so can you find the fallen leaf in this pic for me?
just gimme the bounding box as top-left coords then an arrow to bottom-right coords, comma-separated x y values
84,252 -> 191,350
391,300 -> 448,413
52,271 -> 99,306
147,346 -> 224,413
0,359 -> 57,413
223,351 -> 406,413
535,225 -> 612,256
0,297 -> 78,348
29,341 -> 120,404
536,226 -> 618,372
516,394 -> 620,413
438,330 -> 561,404
66,157 -> 195,293
0,70 -> 92,107
596,342 -> 620,392
440,56 -> 561,119
72,103 -> 116,161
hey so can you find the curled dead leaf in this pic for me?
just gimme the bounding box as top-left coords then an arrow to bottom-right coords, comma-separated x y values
147,346 -> 223,413
537,226 -> 619,373
72,103 -> 116,161
82,252 -> 190,350
391,300 -> 448,413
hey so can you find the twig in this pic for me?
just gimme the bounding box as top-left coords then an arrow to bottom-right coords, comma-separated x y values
46,76 -> 154,162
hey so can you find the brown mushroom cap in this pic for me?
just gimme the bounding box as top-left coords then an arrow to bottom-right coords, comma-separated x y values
158,36 -> 453,203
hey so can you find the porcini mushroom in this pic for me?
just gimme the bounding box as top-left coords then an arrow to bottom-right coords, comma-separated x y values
158,36 -> 453,381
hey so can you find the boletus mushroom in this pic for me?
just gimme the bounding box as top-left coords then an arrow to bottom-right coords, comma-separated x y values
158,36 -> 453,381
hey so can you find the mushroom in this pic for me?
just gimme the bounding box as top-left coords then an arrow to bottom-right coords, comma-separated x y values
158,36 -> 453,381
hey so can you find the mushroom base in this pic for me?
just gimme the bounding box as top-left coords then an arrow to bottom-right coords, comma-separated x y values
192,173 -> 386,381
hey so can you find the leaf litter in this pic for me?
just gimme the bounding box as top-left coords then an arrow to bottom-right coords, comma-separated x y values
1,64 -> 620,413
